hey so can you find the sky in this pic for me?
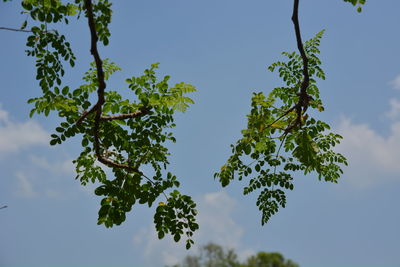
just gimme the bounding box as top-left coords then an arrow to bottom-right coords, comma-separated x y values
1,1 -> 400,266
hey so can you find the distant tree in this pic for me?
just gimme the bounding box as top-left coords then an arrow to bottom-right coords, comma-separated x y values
168,243 -> 298,267
243,252 -> 298,267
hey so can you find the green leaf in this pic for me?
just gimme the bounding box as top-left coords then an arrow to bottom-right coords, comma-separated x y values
244,144 -> 251,155
20,20 -> 27,30
50,139 -> 58,146
173,234 -> 181,242
62,86 -> 69,95
158,231 -> 165,239
56,127 -> 64,132
82,138 -> 88,147
73,88 -> 82,97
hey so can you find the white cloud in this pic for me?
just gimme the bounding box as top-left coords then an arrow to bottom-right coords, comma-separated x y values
29,155 -> 74,175
385,98 -> 400,120
200,191 -> 243,247
133,191 -> 246,267
0,108 -> 9,122
335,116 -> 400,187
15,171 -> 37,198
0,107 -> 48,155
390,75 -> 400,90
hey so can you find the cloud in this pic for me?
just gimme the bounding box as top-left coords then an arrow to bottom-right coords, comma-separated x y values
390,75 -> 400,90
335,116 -> 400,187
15,171 -> 37,198
133,191 -> 246,267
200,191 -> 244,247
385,98 -> 400,120
335,77 -> 400,187
0,107 -> 48,155
29,155 -> 74,175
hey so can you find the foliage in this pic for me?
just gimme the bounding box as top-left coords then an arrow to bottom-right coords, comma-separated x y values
343,0 -> 366,12
1,0 -> 365,248
214,31 -> 347,225
8,0 -> 198,249
168,243 -> 299,267
244,252 -> 299,267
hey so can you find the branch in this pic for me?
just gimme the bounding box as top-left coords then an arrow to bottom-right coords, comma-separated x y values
0,26 -> 56,33
100,108 -> 149,121
83,0 -> 166,201
141,172 -> 169,200
83,0 -> 139,168
260,1 -> 311,136
271,0 -> 310,135
75,102 -> 100,125
266,104 -> 298,129
97,155 -> 137,171
0,26 -> 31,33
82,0 -> 171,204
83,0 -> 107,162
291,0 -> 309,98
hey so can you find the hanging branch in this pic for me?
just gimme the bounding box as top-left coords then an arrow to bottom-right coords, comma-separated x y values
269,0 -> 312,136
292,0 -> 309,97
289,0 -> 311,131
82,0 -> 143,173
81,0 -> 167,202
257,0 -> 312,137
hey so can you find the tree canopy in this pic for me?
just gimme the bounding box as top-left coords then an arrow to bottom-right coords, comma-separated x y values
0,0 -> 365,248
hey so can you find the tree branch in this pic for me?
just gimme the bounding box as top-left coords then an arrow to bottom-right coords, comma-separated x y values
292,0 -> 309,99
100,108 -> 149,121
277,0 -> 310,134
82,0 -> 166,201
0,26 -> 31,33
75,102 -> 100,125
261,0 -> 311,135
83,0 -> 140,171
83,0 -> 107,165
266,104 -> 298,129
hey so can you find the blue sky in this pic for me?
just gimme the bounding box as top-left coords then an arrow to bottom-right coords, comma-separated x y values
1,1 -> 400,266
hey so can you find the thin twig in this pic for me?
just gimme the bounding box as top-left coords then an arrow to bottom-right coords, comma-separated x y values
266,104 -> 298,129
273,134 -> 288,176
140,172 -> 169,200
0,27 -> 31,33
100,108 -> 149,121
75,102 -> 100,125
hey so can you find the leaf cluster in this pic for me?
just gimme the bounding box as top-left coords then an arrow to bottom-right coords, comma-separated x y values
343,0 -> 366,12
154,190 -> 199,249
214,31 -> 347,225
20,0 -> 198,248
